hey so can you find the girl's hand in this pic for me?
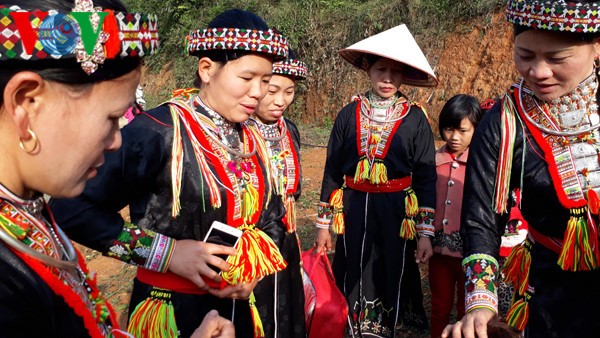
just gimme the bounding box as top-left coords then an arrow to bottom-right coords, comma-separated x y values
441,308 -> 496,338
191,310 -> 235,338
168,240 -> 238,290
315,228 -> 332,253
415,236 -> 433,264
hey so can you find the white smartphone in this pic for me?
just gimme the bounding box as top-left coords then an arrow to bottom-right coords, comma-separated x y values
203,221 -> 243,274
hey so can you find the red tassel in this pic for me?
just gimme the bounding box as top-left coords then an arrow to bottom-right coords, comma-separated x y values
249,292 -> 264,337
102,10 -> 121,59
505,290 -> 531,332
588,189 -> 600,215
502,238 -> 532,296
558,207 -> 598,271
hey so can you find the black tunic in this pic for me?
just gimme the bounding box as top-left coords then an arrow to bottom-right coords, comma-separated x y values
461,95 -> 600,338
252,118 -> 306,338
50,103 -> 286,338
0,243 -> 92,337
319,99 -> 436,337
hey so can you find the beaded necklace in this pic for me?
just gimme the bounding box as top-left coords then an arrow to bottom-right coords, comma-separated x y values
354,92 -> 411,184
248,118 -> 300,232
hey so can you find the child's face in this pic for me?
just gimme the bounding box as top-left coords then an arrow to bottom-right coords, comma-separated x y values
442,117 -> 475,155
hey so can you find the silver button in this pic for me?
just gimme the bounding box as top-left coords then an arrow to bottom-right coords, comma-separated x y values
445,200 -> 452,206
448,180 -> 455,187
452,162 -> 459,169
442,219 -> 449,226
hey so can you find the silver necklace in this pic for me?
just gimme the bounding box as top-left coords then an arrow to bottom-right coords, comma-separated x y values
248,118 -> 287,142
518,78 -> 600,137
194,96 -> 257,159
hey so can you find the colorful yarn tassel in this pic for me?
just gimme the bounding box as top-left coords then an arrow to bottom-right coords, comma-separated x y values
127,288 -> 179,338
169,106 -> 184,218
400,188 -> 418,239
249,292 -> 265,338
400,218 -> 416,239
502,238 -> 532,296
493,94 -> 516,215
506,289 -> 532,332
242,183 -> 260,224
285,195 -> 297,233
404,188 -> 419,217
222,225 -> 287,285
354,156 -> 370,183
558,207 -> 598,271
329,188 -> 345,234
369,160 -> 388,184
172,87 -> 200,99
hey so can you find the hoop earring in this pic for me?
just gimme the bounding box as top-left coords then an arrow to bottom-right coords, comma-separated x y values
19,129 -> 39,154
595,58 -> 600,75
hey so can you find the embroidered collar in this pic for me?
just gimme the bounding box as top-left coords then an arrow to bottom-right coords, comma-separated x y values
195,96 -> 241,149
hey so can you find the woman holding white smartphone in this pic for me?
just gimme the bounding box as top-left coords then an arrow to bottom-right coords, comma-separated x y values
50,8 -> 289,338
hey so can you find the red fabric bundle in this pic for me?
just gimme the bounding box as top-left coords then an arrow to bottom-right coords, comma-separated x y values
302,248 -> 348,338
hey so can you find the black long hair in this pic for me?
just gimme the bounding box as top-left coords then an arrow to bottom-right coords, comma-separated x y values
438,94 -> 483,141
0,0 -> 141,103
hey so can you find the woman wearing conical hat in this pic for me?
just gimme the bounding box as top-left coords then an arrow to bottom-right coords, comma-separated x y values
249,48 -> 308,337
314,24 -> 437,337
443,1 -> 600,337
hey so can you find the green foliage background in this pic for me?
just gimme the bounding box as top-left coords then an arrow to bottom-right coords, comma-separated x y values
124,0 -> 505,123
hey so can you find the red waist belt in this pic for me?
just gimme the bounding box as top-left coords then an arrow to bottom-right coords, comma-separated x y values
344,176 -> 411,193
136,268 -> 226,295
528,226 -> 562,255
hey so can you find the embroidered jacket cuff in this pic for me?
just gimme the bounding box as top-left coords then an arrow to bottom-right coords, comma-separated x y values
106,222 -> 176,273
416,207 -> 435,237
315,201 -> 332,229
463,253 -> 499,315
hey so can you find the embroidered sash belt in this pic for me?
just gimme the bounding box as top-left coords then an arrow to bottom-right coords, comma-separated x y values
344,175 -> 411,193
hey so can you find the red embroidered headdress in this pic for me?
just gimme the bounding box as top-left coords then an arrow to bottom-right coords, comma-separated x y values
0,0 -> 159,74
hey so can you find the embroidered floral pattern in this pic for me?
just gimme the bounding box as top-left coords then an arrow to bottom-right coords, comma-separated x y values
316,202 -> 332,229
463,253 -> 499,314
416,207 -> 435,237
351,298 -> 394,337
107,222 -> 175,273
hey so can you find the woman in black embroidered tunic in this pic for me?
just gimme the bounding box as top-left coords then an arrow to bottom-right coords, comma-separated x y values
443,1 -> 600,338
49,9 -> 289,338
0,0 -> 169,336
314,24 -> 438,337
250,49 -> 308,337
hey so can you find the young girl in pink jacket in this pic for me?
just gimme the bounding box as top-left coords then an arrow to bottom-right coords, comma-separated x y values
429,94 -> 484,338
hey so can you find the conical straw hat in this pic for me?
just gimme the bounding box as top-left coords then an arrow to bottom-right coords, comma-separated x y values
339,24 -> 438,87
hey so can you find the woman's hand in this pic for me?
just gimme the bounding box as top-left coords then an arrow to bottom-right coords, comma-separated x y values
415,236 -> 433,264
168,240 -> 238,290
441,308 -> 496,338
315,228 -> 332,253
191,310 -> 235,338
207,278 -> 260,300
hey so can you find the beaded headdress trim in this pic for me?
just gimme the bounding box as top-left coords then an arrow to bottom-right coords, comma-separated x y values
0,0 -> 159,74
272,58 -> 308,79
506,0 -> 600,33
187,27 -> 288,60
